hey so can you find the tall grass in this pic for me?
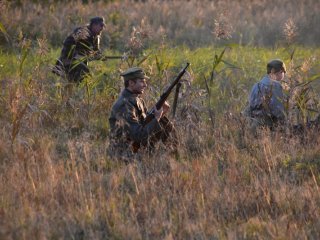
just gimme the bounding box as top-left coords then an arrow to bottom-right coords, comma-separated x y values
1,41 -> 320,238
0,0 -> 319,49
1,1 -> 320,239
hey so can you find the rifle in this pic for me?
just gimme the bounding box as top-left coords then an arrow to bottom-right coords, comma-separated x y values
132,63 -> 190,152
100,55 -> 125,60
144,62 -> 190,124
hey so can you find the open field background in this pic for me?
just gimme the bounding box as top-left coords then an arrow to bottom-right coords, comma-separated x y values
1,0 -> 320,239
1,0 -> 320,48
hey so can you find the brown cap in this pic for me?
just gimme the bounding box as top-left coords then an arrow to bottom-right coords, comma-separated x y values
120,67 -> 150,81
267,59 -> 286,74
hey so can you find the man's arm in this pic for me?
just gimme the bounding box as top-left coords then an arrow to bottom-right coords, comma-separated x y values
93,35 -> 101,52
270,83 -> 286,120
60,34 -> 76,62
121,103 -> 162,145
88,34 -> 103,60
249,83 -> 260,110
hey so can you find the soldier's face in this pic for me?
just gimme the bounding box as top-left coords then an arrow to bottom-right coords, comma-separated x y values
275,70 -> 285,81
129,78 -> 148,94
270,70 -> 285,81
91,23 -> 105,35
270,70 -> 285,82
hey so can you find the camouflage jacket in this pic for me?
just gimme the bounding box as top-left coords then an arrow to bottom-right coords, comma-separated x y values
59,25 -> 101,64
109,89 -> 162,148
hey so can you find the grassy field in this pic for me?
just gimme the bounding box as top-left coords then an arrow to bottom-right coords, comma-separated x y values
1,0 -> 320,239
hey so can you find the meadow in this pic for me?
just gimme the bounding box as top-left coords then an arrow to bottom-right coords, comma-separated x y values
1,0 -> 320,239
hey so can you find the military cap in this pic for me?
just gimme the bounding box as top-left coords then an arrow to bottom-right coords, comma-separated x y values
267,59 -> 286,74
120,67 -> 150,81
89,16 -> 106,27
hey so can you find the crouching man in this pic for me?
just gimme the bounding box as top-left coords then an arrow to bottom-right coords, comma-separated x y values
244,59 -> 287,132
108,67 -> 177,163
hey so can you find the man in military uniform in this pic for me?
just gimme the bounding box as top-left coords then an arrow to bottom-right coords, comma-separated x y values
244,59 -> 287,132
108,67 -> 177,162
52,17 -> 106,83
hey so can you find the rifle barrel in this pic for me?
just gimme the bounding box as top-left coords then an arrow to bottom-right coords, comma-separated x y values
145,63 -> 190,122
155,62 -> 190,110
103,56 -> 123,60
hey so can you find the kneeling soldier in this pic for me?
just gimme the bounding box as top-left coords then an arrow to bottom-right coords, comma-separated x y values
53,17 -> 106,83
245,59 -> 287,132
108,67 -> 177,162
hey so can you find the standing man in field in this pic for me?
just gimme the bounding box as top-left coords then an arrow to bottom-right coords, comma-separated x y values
245,59 -> 287,131
52,16 -> 106,83
108,67 -> 178,162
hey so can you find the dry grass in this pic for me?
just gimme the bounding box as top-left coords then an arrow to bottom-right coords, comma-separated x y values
0,0 -> 319,49
1,111 -> 320,239
0,0 -> 320,239
0,49 -> 320,238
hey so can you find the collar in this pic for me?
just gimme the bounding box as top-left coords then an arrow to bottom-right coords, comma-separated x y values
261,75 -> 278,84
122,88 -> 140,99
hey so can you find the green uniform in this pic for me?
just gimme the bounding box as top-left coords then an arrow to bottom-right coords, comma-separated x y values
53,25 -> 102,82
108,89 -> 176,162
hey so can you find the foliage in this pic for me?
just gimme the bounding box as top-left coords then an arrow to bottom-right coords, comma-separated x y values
1,38 -> 320,238
1,1 -> 320,239
0,0 -> 320,49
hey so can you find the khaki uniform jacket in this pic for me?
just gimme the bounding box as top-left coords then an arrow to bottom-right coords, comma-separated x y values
109,89 -> 162,152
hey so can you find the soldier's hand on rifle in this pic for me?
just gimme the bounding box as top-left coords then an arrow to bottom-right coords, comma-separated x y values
87,51 -> 103,61
154,101 -> 170,121
154,107 -> 164,121
162,101 -> 170,115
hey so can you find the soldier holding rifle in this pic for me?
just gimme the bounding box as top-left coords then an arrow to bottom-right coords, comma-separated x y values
109,64 -> 189,162
53,16 -> 123,83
